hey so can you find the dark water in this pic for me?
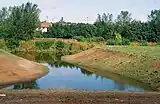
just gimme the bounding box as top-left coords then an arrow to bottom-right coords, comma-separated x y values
5,52 -> 151,91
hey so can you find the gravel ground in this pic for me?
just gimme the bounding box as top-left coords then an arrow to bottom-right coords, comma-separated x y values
0,90 -> 160,104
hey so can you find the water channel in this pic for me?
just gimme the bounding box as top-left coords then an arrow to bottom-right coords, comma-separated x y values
5,52 -> 151,91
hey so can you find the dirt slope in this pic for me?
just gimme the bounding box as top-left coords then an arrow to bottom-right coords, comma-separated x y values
0,90 -> 160,104
62,47 -> 132,72
0,50 -> 48,87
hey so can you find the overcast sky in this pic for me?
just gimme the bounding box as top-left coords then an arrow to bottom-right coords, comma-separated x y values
0,0 -> 159,23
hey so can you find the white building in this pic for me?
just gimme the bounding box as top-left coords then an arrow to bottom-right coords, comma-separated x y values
40,21 -> 50,33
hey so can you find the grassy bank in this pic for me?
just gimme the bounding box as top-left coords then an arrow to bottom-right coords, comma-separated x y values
62,46 -> 160,91
0,49 -> 48,87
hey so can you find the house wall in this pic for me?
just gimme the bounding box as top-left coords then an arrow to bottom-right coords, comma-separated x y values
40,28 -> 48,33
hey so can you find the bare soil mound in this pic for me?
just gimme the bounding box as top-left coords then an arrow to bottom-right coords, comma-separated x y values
0,50 -> 48,87
63,47 -> 132,72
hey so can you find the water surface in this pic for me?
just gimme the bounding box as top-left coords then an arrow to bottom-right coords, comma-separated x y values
5,52 -> 151,91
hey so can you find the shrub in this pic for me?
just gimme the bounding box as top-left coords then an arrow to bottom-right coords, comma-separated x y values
130,41 -> 140,46
156,42 -> 160,46
70,42 -> 95,54
72,36 -> 86,42
55,40 -> 66,50
61,42 -> 72,55
33,32 -> 43,38
19,41 -> 36,52
5,38 -> 20,49
115,33 -> 122,45
0,39 -> 8,50
147,42 -> 157,46
121,38 -> 130,45
106,39 -> 116,45
140,41 -> 148,46
107,33 -> 123,45
35,40 -> 55,50
91,37 -> 105,42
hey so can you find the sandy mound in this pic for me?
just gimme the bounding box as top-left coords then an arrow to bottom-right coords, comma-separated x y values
63,47 -> 131,68
0,50 -> 48,86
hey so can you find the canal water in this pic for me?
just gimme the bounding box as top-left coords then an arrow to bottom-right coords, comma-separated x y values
5,52 -> 151,91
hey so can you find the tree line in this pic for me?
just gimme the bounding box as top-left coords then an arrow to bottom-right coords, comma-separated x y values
0,2 -> 160,48
45,10 -> 160,43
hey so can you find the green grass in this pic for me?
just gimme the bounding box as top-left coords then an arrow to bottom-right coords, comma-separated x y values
104,46 -> 160,90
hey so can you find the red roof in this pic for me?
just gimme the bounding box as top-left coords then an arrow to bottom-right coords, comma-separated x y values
40,21 -> 50,28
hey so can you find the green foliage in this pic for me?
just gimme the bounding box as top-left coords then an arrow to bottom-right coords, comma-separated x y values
35,40 -> 55,50
116,11 -> 132,25
148,10 -> 160,42
55,40 -> 66,50
19,41 -> 36,52
0,2 -> 160,48
107,33 -> 123,45
140,42 -> 148,46
6,2 -> 40,41
45,22 -> 97,39
107,34 -> 130,45
0,2 -> 40,48
33,32 -> 43,38
0,39 -> 8,50
157,42 -> 160,46
91,37 -> 105,42
57,41 -> 71,56
5,39 -> 20,49
45,10 -> 160,43
115,33 -> 122,45
106,39 -> 116,45
72,36 -> 86,42
121,38 -> 130,45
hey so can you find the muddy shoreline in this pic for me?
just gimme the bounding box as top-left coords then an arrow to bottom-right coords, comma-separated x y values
0,90 -> 160,104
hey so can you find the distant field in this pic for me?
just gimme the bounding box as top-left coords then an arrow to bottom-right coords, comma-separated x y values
33,38 -> 78,43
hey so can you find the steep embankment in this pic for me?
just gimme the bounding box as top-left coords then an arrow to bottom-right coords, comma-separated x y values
0,50 -> 48,87
62,47 -> 160,91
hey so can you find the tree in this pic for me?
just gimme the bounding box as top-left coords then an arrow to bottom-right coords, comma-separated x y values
102,13 -> 113,23
0,7 -> 8,21
96,14 -> 102,23
60,17 -> 64,23
115,11 -> 132,39
43,9 -> 160,43
94,13 -> 114,39
116,11 -> 132,25
0,7 -> 9,38
0,2 -> 41,48
148,9 -> 160,42
7,2 -> 40,41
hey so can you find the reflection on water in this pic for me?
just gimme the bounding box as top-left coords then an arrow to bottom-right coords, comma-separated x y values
5,52 -> 152,91
13,81 -> 39,89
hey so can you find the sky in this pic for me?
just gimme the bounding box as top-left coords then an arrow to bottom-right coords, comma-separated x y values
0,0 -> 159,23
